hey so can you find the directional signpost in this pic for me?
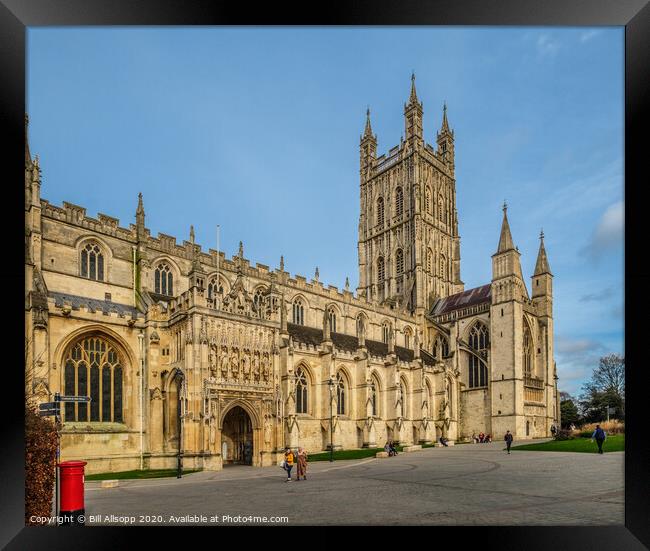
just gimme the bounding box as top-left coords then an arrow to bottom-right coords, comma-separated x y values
55,395 -> 91,403
38,401 -> 60,417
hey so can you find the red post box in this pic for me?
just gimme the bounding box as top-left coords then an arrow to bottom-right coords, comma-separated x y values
58,460 -> 87,525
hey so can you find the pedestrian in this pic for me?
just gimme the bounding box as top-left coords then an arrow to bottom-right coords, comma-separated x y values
591,424 -> 607,454
283,446 -> 295,481
296,447 -> 308,480
388,439 -> 398,456
478,431 -> 485,443
550,424 -> 557,437
471,431 -> 478,444
504,430 -> 513,454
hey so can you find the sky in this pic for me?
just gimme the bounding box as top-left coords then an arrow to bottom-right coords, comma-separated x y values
27,27 -> 624,396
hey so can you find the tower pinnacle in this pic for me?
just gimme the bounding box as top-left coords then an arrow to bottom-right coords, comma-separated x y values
534,230 -> 552,275
497,203 -> 515,253
363,107 -> 373,138
408,72 -> 418,105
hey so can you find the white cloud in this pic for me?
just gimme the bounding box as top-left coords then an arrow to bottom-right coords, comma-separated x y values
581,201 -> 624,259
580,30 -> 602,43
537,34 -> 561,57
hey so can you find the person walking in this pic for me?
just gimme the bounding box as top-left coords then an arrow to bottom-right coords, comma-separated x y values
283,447 -> 295,481
591,424 -> 607,454
504,430 -> 513,454
550,424 -> 557,437
296,447 -> 308,480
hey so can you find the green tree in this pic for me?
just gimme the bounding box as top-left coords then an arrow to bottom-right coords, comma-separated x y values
579,354 -> 625,422
560,395 -> 581,428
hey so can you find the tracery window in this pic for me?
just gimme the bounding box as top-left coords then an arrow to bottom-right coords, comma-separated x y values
293,298 -> 305,326
396,187 -> 403,217
253,288 -> 266,315
327,306 -> 337,333
80,242 -> 105,281
63,335 -> 123,423
382,322 -> 391,344
433,334 -> 450,359
523,324 -> 533,377
155,263 -> 174,296
296,367 -> 308,414
336,372 -> 346,415
468,323 -> 489,388
207,276 -> 224,300
377,197 -> 385,228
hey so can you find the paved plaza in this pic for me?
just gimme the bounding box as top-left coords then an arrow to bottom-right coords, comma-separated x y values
84,441 -> 624,526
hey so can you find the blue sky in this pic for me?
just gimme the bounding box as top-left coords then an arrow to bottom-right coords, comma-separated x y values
27,27 -> 624,396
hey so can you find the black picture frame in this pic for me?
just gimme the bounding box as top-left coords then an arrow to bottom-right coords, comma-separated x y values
2,1 -> 647,548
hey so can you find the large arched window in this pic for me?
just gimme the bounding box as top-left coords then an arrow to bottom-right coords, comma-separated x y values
295,366 -> 308,414
80,242 -> 105,281
327,306 -> 337,333
336,372 -> 346,415
468,323 -> 489,388
433,334 -> 449,359
293,297 -> 305,325
253,287 -> 266,316
155,262 -> 174,296
377,197 -> 385,228
63,335 -> 123,423
396,187 -> 404,217
382,322 -> 391,344
404,326 -> 413,349
523,323 -> 533,377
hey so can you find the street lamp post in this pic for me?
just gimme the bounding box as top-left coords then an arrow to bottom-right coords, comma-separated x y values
328,377 -> 334,462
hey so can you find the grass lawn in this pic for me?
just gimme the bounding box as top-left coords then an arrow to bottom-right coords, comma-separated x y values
85,468 -> 201,481
511,434 -> 624,453
309,445 -> 404,462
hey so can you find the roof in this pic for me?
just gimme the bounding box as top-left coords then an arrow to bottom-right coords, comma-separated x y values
287,323 -> 429,364
429,284 -> 491,317
50,291 -> 139,317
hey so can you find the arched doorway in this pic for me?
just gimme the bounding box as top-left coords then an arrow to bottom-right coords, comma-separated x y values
221,406 -> 253,465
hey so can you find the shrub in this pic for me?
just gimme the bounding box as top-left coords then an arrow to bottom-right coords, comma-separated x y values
554,429 -> 575,441
580,420 -> 625,436
25,403 -> 60,525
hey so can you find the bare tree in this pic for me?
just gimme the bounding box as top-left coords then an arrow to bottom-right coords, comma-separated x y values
585,354 -> 625,398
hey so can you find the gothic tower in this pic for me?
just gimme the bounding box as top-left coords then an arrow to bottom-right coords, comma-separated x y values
357,75 -> 463,321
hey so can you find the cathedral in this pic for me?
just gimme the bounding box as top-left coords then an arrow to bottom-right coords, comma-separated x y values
25,76 -> 560,473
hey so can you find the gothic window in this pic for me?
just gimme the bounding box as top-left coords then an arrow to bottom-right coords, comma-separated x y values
370,378 -> 378,416
296,367 -> 308,414
523,323 -> 533,377
433,335 -> 449,359
377,197 -> 384,228
253,288 -> 266,315
425,186 -> 432,215
155,262 -> 174,296
382,322 -> 391,344
468,323 -> 489,388
328,306 -> 337,333
207,275 -> 224,300
396,187 -> 403,217
63,335 -> 123,423
439,254 -> 447,280
293,297 -> 305,326
80,242 -> 105,281
427,248 -> 433,273
404,327 -> 412,349
336,372 -> 346,415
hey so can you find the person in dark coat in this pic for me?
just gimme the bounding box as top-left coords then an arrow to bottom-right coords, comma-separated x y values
591,425 -> 607,454
504,430 -> 514,454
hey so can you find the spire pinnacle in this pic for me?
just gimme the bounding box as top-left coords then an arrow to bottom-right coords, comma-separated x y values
190,225 -> 195,243
136,192 -> 144,215
497,202 -> 515,253
280,255 -> 285,272
441,101 -> 450,132
238,241 -> 244,259
534,230 -> 552,275
363,106 -> 373,138
408,71 -> 419,105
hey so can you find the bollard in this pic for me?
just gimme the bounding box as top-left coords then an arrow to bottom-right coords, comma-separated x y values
58,460 -> 87,525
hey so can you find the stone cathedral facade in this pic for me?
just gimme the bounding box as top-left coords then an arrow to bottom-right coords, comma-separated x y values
25,77 -> 560,474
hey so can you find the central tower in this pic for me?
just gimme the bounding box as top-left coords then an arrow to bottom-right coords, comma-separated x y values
357,75 -> 464,321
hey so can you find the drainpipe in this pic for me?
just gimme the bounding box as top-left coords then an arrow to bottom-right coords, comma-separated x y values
138,332 -> 144,471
